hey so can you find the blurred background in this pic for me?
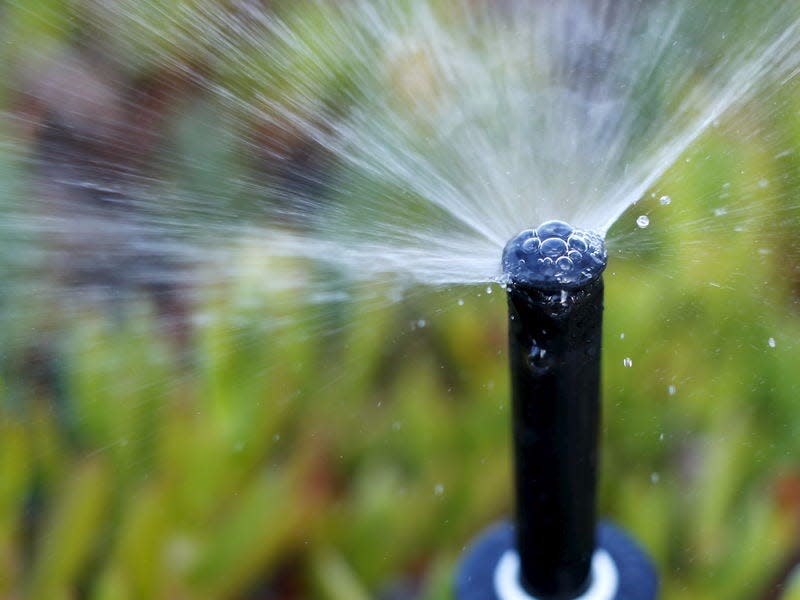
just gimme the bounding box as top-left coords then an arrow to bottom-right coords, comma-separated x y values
2,1 -> 800,599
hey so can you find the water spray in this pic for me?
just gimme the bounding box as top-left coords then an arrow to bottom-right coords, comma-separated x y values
456,222 -> 657,600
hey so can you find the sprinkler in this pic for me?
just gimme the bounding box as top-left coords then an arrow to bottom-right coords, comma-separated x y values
456,221 -> 658,600
505,222 -> 606,596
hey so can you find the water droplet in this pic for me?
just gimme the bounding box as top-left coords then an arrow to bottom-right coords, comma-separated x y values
619,332 -> 625,340
417,319 -> 427,328
273,433 -> 281,442
486,286 -> 493,294
659,433 -> 665,441
768,337 -> 776,348
528,346 -> 550,373
457,299 -> 464,306
537,220 -> 573,239
522,237 -> 540,253
567,234 -> 588,253
758,178 -> 770,188
540,237 -> 568,258
392,421 -> 402,431
567,250 -> 583,263
650,472 -> 660,484
713,207 -> 727,217
434,484 -> 444,496
667,385 -> 676,396
556,256 -> 574,272
636,215 -> 650,229
659,195 -> 671,205
623,357 -> 633,368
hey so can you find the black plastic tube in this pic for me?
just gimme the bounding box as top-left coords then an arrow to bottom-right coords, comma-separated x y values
502,221 -> 608,599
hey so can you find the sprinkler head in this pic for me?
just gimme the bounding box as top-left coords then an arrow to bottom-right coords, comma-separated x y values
457,220 -> 657,600
502,220 -> 607,291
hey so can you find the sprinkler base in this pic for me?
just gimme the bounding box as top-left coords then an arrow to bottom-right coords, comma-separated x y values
455,521 -> 657,600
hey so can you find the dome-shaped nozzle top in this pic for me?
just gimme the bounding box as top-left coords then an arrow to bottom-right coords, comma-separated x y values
502,220 -> 607,291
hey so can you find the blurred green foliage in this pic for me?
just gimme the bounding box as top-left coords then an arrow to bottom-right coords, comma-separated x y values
1,1 -> 800,599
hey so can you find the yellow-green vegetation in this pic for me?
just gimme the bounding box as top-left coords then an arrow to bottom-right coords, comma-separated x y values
2,178 -> 800,598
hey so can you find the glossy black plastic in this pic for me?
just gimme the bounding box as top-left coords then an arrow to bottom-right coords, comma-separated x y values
504,222 -> 607,598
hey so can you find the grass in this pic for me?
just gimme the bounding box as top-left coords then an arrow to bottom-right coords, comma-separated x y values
2,207 -> 800,598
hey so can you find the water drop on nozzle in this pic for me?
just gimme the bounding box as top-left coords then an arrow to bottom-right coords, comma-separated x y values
522,237 -> 540,254
540,237 -> 568,258
527,346 -> 550,373
567,234 -> 588,253
536,220 -> 573,239
567,250 -> 583,263
556,256 -> 574,272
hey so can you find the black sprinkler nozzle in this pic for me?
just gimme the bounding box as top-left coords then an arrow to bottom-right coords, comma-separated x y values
456,220 -> 656,600
501,220 -> 607,292
503,220 -> 607,598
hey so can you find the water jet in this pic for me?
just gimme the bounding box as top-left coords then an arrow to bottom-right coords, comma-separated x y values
456,222 -> 656,600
